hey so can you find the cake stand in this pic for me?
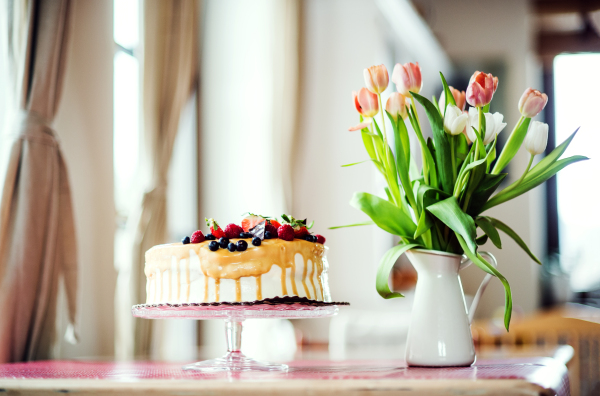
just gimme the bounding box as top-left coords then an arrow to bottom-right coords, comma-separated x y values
132,298 -> 347,372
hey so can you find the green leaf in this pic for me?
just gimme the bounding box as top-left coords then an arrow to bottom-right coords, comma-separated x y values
426,196 -> 477,253
414,210 -> 433,240
329,221 -> 374,229
476,234 -> 489,245
350,192 -> 416,238
457,234 -> 513,330
376,243 -> 420,298
467,173 -> 507,216
412,92 -> 453,194
526,128 -> 579,181
407,106 -> 437,186
485,217 -> 541,265
484,155 -> 588,211
341,159 -> 378,167
388,113 -> 417,212
360,129 -> 384,174
492,117 -> 531,174
440,72 -> 456,116
475,217 -> 502,249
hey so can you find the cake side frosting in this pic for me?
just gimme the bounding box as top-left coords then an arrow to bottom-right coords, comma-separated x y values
145,239 -> 330,304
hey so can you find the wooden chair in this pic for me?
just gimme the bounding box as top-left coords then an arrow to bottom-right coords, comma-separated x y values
472,303 -> 600,396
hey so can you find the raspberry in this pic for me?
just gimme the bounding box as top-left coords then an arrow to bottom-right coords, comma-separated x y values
224,223 -> 244,239
294,226 -> 309,238
277,224 -> 294,241
315,234 -> 326,244
190,230 -> 205,244
265,223 -> 278,237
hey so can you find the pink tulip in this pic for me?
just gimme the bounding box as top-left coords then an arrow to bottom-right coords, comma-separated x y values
364,64 -> 389,94
348,120 -> 372,132
385,93 -> 409,121
392,62 -> 422,96
353,88 -> 379,118
466,71 -> 498,107
518,88 -> 548,118
439,86 -> 466,111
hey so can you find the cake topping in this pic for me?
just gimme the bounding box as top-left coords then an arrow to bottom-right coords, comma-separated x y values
227,242 -> 237,252
224,223 -> 244,239
237,240 -> 248,251
208,241 -> 219,251
205,233 -> 216,241
206,218 -> 225,239
277,224 -> 295,241
182,236 -> 191,245
249,220 -> 266,240
241,213 -> 266,232
190,230 -> 205,244
264,223 -> 278,237
315,235 -> 326,244
218,237 -> 229,249
252,237 -> 261,246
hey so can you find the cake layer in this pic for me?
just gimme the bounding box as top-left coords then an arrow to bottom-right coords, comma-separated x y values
145,239 -> 331,304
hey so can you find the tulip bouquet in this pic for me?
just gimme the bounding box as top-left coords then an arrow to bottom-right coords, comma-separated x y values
344,63 -> 586,330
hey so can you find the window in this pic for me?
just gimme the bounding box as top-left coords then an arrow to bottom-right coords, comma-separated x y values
554,53 -> 600,292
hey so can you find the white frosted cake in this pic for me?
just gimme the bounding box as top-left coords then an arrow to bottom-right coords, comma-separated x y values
144,214 -> 331,304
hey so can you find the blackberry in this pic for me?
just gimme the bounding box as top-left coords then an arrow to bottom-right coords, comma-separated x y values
205,234 -> 216,241
219,237 -> 229,249
227,242 -> 237,252
237,240 -> 248,252
208,241 -> 219,251
252,237 -> 261,246
182,236 -> 190,245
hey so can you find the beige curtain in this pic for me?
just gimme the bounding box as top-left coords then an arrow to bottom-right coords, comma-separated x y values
0,0 -> 77,363
117,0 -> 199,358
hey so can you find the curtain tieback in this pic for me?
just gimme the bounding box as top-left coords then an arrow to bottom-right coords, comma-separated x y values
18,110 -> 57,142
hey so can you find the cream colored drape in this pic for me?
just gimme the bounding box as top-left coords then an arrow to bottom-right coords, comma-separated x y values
116,0 -> 199,358
0,0 -> 77,363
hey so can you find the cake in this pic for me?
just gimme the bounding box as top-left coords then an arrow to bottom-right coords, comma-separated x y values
144,214 -> 331,304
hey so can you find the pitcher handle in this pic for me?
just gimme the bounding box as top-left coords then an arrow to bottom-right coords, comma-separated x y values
460,251 -> 498,324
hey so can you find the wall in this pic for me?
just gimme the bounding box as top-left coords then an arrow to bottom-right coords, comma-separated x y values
53,0 -> 116,359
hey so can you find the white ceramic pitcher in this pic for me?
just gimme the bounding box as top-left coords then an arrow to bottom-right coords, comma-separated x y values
404,248 -> 497,367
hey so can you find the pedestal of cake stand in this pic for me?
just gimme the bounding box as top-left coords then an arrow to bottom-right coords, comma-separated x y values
132,300 -> 343,372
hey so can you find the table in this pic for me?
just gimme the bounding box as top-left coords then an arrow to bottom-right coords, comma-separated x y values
0,357 -> 570,395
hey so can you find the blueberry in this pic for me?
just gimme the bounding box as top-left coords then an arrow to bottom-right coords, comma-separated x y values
264,231 -> 273,239
309,235 -> 317,242
219,237 -> 229,248
239,232 -> 252,238
182,236 -> 190,245
227,242 -> 237,252
237,240 -> 248,251
252,237 -> 261,246
205,234 -> 216,241
208,241 -> 219,251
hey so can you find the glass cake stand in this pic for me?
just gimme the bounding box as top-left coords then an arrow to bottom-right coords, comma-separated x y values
132,299 -> 346,372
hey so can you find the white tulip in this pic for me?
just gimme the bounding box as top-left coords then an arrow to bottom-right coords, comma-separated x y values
524,121 -> 548,155
466,108 -> 507,145
443,105 -> 468,136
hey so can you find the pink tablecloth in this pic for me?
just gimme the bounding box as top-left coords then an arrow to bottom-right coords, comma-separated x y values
0,358 -> 570,395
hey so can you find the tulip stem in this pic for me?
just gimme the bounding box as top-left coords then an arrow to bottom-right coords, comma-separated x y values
450,136 -> 457,184
410,95 -> 421,130
377,93 -> 390,167
515,154 -> 534,188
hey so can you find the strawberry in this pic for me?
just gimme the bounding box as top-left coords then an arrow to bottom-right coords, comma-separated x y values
224,223 -> 244,239
315,234 -> 326,244
268,219 -> 281,229
241,214 -> 265,232
205,218 -> 225,239
277,224 -> 294,241
190,230 -> 205,244
294,227 -> 309,238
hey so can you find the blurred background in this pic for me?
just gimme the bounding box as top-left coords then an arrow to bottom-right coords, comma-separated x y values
1,0 -> 600,393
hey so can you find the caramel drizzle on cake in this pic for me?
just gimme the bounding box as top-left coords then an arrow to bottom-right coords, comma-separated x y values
145,239 -> 325,303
